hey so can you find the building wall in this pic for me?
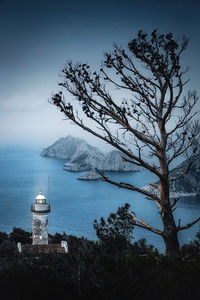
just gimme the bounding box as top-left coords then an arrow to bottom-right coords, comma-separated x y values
32,213 -> 48,245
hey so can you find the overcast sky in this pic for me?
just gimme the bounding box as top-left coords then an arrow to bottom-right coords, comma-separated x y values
0,0 -> 200,148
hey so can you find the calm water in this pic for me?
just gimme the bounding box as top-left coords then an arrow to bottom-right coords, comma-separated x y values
0,147 -> 200,252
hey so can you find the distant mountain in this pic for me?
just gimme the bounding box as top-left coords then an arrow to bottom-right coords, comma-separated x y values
171,154 -> 200,196
143,154 -> 200,198
41,135 -> 139,174
41,135 -> 98,161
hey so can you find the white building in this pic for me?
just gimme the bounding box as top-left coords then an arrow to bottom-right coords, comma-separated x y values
17,192 -> 68,254
31,192 -> 50,245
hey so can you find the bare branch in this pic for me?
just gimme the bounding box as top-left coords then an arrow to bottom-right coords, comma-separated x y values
177,216 -> 200,231
169,159 -> 195,181
170,198 -> 179,210
98,171 -> 161,204
128,212 -> 162,235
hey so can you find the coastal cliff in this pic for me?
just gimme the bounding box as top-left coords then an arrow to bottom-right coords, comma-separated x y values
41,135 -> 139,175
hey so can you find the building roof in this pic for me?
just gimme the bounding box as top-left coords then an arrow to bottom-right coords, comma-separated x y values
21,244 -> 66,254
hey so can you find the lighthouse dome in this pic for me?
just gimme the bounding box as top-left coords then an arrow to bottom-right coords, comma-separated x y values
35,192 -> 46,204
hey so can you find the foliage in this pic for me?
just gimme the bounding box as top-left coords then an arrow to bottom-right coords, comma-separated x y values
180,230 -> 200,259
9,227 -> 32,244
0,228 -> 200,299
48,231 -> 67,244
0,231 -> 8,244
94,203 -> 134,244
0,240 -> 17,257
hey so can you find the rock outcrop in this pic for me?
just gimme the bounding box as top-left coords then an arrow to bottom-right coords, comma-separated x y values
65,149 -> 138,172
77,169 -> 103,181
41,135 -> 139,173
41,135 -> 98,161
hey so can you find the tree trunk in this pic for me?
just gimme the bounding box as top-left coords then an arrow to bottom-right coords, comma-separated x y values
162,205 -> 180,256
158,130 -> 180,256
160,178 -> 180,256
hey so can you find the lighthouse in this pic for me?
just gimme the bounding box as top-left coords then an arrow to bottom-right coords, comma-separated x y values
31,192 -> 50,245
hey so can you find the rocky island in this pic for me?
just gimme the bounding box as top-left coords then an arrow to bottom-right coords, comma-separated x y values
41,135 -> 139,180
77,168 -> 103,181
41,136 -> 200,191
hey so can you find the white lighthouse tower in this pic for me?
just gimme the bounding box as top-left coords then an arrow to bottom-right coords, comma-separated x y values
31,192 -> 50,245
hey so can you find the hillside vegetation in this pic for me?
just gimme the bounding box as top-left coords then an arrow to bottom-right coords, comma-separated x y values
0,206 -> 200,300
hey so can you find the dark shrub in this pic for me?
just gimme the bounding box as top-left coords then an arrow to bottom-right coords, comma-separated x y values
9,227 -> 32,244
0,231 -> 8,244
0,240 -> 18,257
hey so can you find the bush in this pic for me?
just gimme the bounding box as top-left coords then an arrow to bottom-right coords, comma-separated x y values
9,227 -> 32,244
0,231 -> 8,244
181,231 -> 200,259
48,232 -> 67,244
94,203 -> 134,246
0,240 -> 18,257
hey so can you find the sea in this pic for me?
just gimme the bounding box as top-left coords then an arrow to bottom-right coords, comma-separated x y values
0,147 -> 200,253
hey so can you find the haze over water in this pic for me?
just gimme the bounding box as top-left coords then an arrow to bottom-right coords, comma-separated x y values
0,147 -> 199,253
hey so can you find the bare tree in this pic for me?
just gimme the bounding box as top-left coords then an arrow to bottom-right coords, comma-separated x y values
52,30 -> 200,256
